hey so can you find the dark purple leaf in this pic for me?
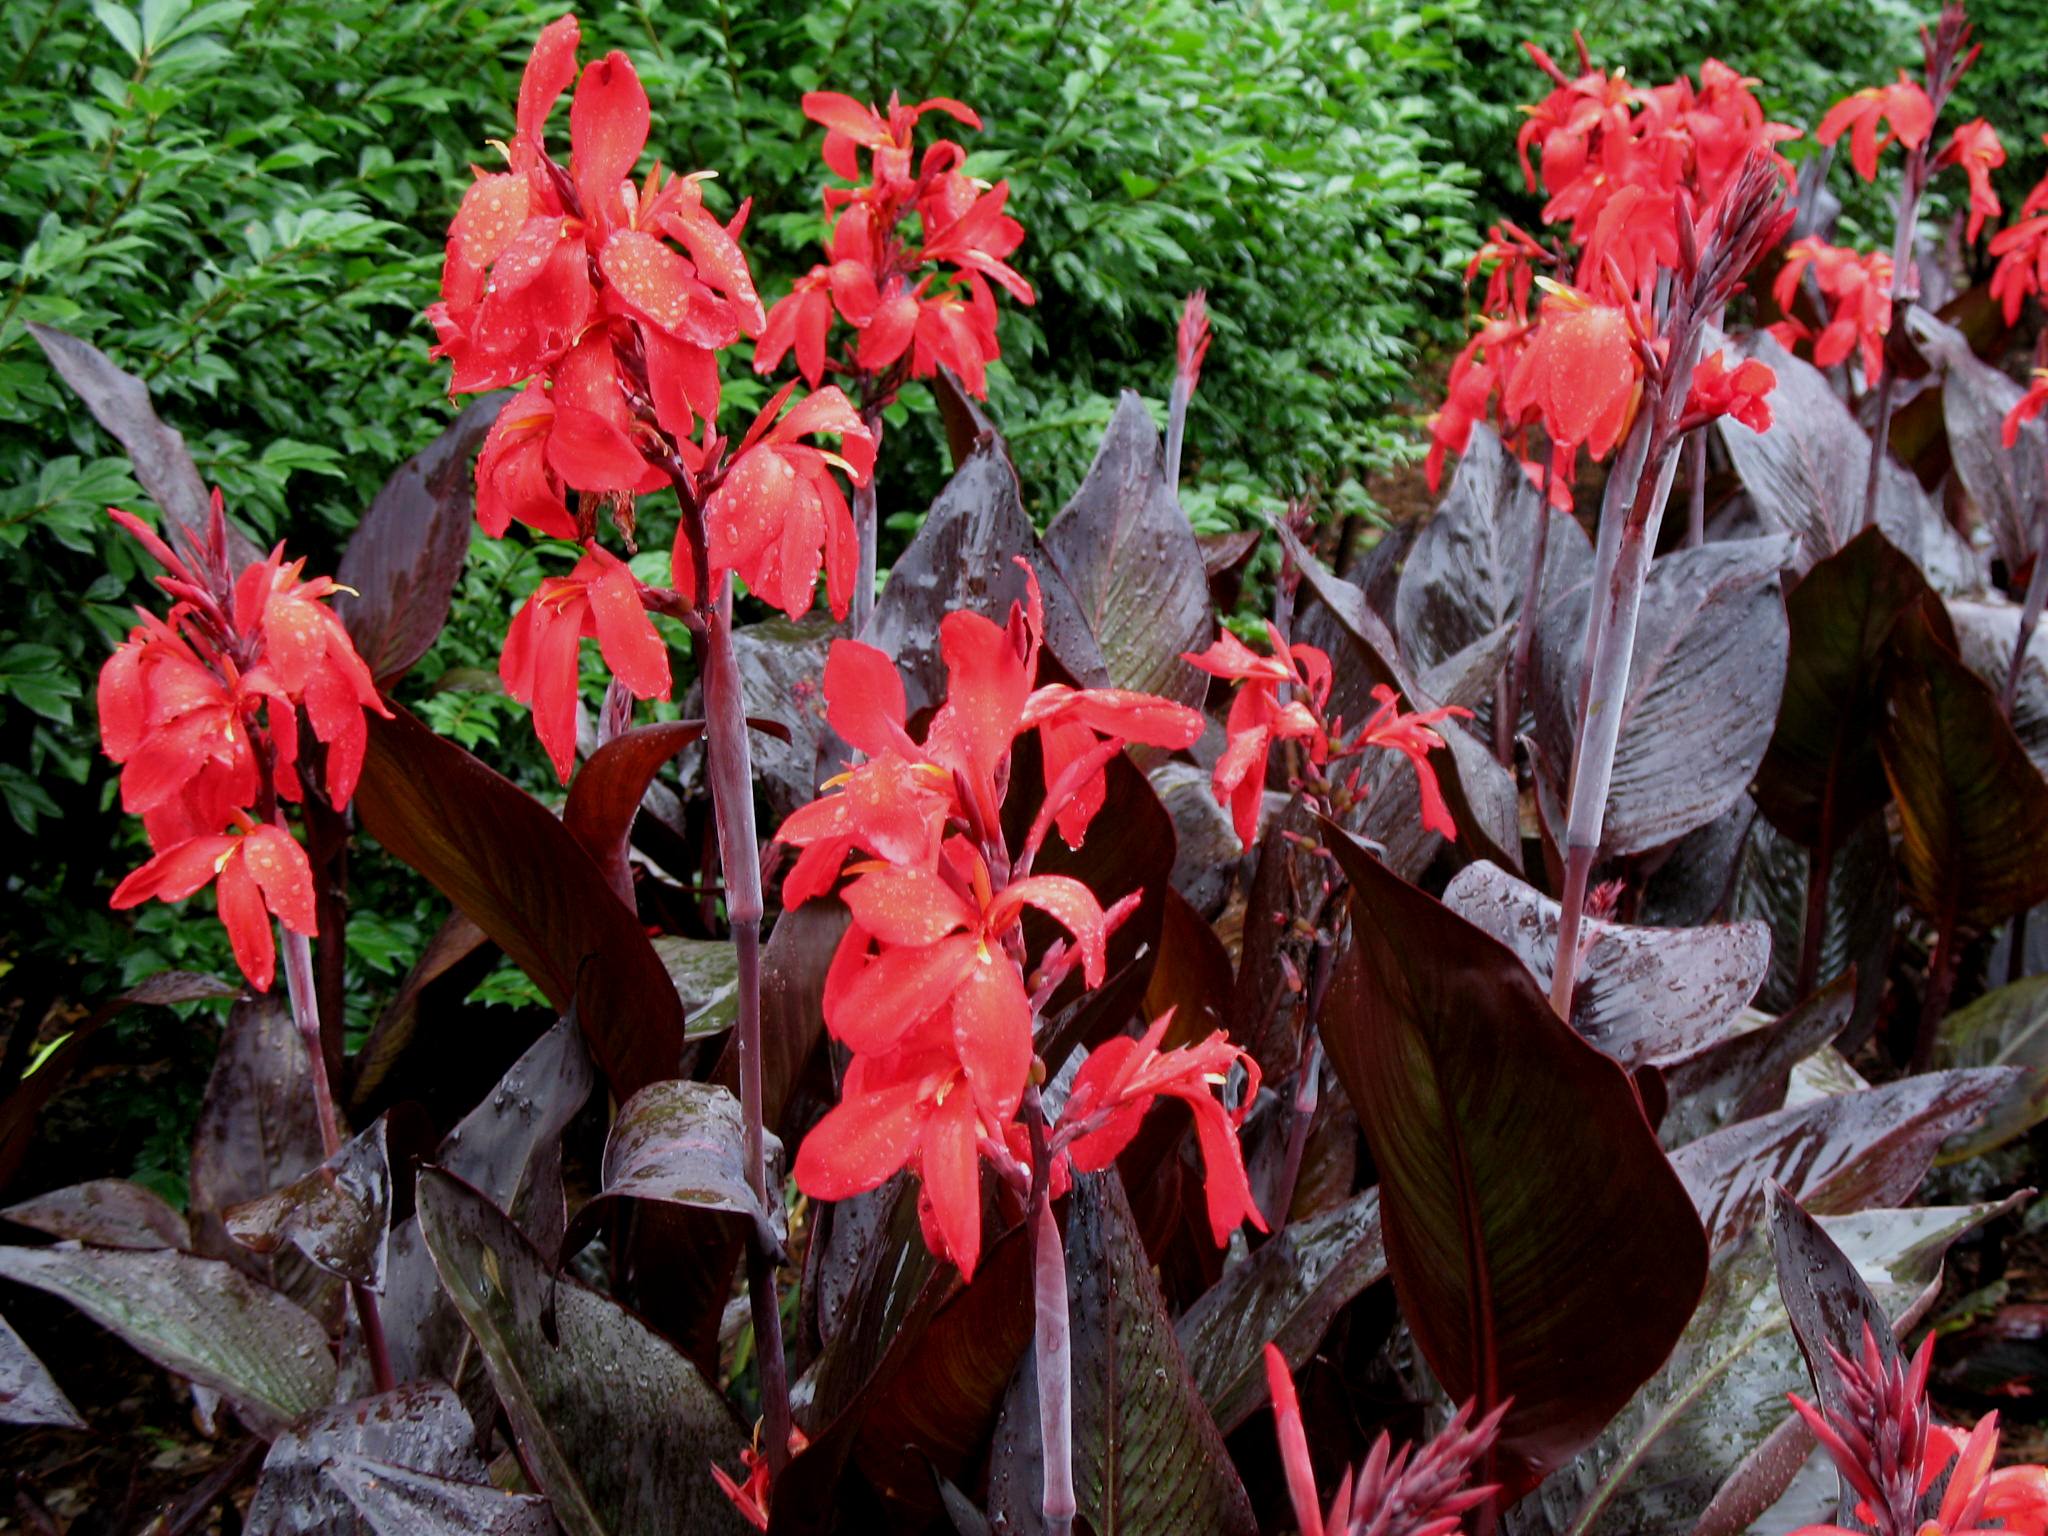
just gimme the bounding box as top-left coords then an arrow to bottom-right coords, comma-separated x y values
26,322 -> 257,567
988,1171 -> 1257,1536
1441,860 -> 1770,1069
190,996 -> 325,1282
1948,598 -> 2048,778
334,395 -> 507,688
1879,602 -> 2048,930
930,364 -> 1002,472
866,438 -> 1108,718
321,1457 -> 557,1536
1280,521 -> 1521,868
413,1169 -> 751,1536
1670,1068 -> 2020,1250
1661,972 -> 1858,1148
1142,886 -> 1237,1049
244,1381 -> 495,1536
224,1114 -> 417,1290
561,720 -> 706,907
0,1312 -> 83,1429
1147,761 -> 1237,917
718,616 -> 834,821
1530,536 -> 1794,858
0,1246 -> 333,1433
1393,422 -> 1591,676
346,911 -> 492,1118
1731,814 -> 1895,1023
1043,390 -> 1212,705
1915,309 -> 2047,576
1197,528 -> 1261,615
1228,795 -> 1320,1082
1175,1189 -> 1385,1435
354,704 -> 684,1101
3,1179 -> 187,1250
1319,825 -> 1708,1495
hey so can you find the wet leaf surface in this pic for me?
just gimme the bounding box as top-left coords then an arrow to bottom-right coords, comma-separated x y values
1321,827 -> 1707,1495
1660,973 -> 1857,1148
0,1246 -> 334,1434
1442,861 -> 1770,1069
1730,815 -> 1895,1020
3,1179 -> 187,1251
1933,975 -> 2048,1159
988,1171 -> 1257,1536
652,936 -> 740,1038
355,703 -> 683,1101
414,1169 -> 750,1536
1947,597 -> 2048,778
562,720 -> 706,907
1176,1189 -> 1385,1435
1530,536 -> 1793,859
1916,308 -> 2046,576
224,1115 -> 410,1291
320,1456 -> 558,1536
1043,391 -> 1212,705
564,1080 -> 779,1259
1669,1068 -> 2020,1250
334,394 -> 506,688
0,1311 -> 84,1429
721,614 -> 836,820
1146,761 -> 1238,917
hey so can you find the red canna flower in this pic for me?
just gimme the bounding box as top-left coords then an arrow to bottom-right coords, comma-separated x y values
1348,685 -> 1466,843
1464,221 -> 1550,320
2006,368 -> 2048,448
1261,1344 -> 1503,1536
500,543 -> 670,782
1057,1012 -> 1264,1246
1684,350 -> 1778,435
1183,626 -> 1330,848
1818,74 -> 1936,182
1500,284 -> 1646,468
111,821 -> 315,993
1771,238 -> 1893,382
711,1425 -> 808,1533
801,90 -> 982,189
1425,314 -> 1535,496
1937,119 -> 2006,243
1990,151 -> 2048,325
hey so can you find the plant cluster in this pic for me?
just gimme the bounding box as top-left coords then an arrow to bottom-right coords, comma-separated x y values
10,4 -> 2048,1536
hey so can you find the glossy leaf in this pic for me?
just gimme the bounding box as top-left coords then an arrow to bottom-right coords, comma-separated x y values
1730,815 -> 1895,1019
561,720 -> 706,907
1175,1189 -> 1386,1435
189,995 -> 325,1279
988,1171 -> 1257,1536
1879,602 -> 2048,931
1320,826 -> 1707,1494
1441,861 -> 1770,1069
1660,973 -> 1857,1148
1948,597 -> 2048,779
1669,1068 -> 2020,1250
414,1169 -> 750,1536
224,1113 -> 404,1290
3,1178 -> 187,1250
653,935 -> 741,1038
1934,975 -> 2048,1159
347,911 -> 492,1116
334,394 -> 507,687
1522,1200 -> 2016,1536
355,703 -> 684,1101
1043,390 -> 1212,705
321,1458 -> 557,1536
1143,887 -> 1236,1048
1917,308 -> 2046,576
1394,422 -> 1591,676
244,1381 -> 498,1536
0,1312 -> 84,1429
1530,536 -> 1794,858
0,1246 -> 333,1433
722,615 -> 834,821
1147,761 -> 1237,916
1752,527 -> 1945,847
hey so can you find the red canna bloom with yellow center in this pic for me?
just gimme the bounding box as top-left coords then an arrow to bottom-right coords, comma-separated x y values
1938,119 -> 2006,243
1771,238 -> 1894,382
1818,74 -> 1936,182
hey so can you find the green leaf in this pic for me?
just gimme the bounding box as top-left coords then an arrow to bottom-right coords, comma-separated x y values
91,0 -> 143,60
1934,975 -> 2048,1160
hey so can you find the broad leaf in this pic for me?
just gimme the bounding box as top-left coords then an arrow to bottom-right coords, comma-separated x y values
561,720 -> 706,907
1442,861 -> 1770,1069
414,1170 -> 750,1536
653,936 -> 741,1038
0,1312 -> 84,1428
1176,1189 -> 1386,1435
1043,390 -> 1212,705
1660,973 -> 1857,1148
719,614 -> 835,820
1730,815 -> 1895,1018
1519,1200 -> 2016,1536
1753,527 -> 1946,847
0,1246 -> 333,1433
1147,761 -> 1237,916
1320,827 -> 1707,1494
1917,307 -> 2046,576
347,911 -> 492,1116
1394,423 -> 1591,676
988,1171 -> 1257,1536
563,1079 -> 780,1256
225,1113 -> 410,1290
1669,1069 -> 2019,1250
1530,536 -> 1794,858
1879,603 -> 2048,930
1934,975 -> 2048,1159
3,1178 -> 186,1250
321,1458 -> 557,1536
1143,887 -> 1236,1049
334,394 -> 506,687
245,1381 -> 499,1536
867,437 -> 1107,718
1948,597 -> 2048,779
355,704 -> 684,1100
1283,522 -> 1521,868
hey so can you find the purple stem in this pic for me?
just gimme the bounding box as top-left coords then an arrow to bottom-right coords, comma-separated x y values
701,581 -> 792,1475
1499,455 -> 1555,766
1029,1118 -> 1075,1536
1165,374 -> 1192,493
1685,429 -> 1708,548
852,409 -> 883,638
280,926 -> 395,1394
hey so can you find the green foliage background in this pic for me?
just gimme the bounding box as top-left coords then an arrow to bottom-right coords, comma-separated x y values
3,0 -> 2042,1193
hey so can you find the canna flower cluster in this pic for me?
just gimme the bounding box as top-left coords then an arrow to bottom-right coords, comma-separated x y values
97,494 -> 387,990
1937,119 -> 2006,243
1771,239 -> 1896,383
756,91 -> 1033,401
780,566 -> 1267,1277
432,15 -> 876,779
1263,1344 -> 1504,1536
1787,1327 -> 2048,1536
1817,74 -> 1935,182
1182,627 -> 1467,851
1429,44 -> 1797,500
1989,137 -> 2048,326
